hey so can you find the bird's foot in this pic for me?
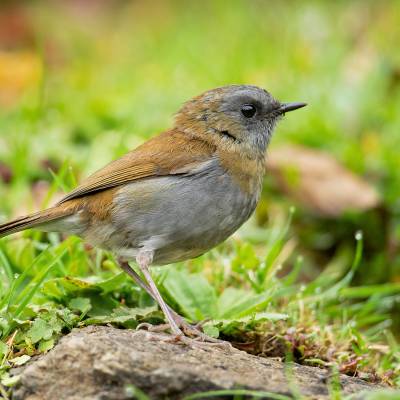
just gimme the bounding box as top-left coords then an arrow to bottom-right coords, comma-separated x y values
136,322 -> 173,333
166,334 -> 232,350
136,321 -> 231,350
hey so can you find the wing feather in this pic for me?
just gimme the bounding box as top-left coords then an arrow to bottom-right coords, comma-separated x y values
58,129 -> 215,204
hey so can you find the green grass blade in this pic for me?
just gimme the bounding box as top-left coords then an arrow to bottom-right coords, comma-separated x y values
12,249 -> 67,319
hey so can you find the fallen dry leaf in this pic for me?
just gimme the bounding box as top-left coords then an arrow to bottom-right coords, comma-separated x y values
266,145 -> 381,217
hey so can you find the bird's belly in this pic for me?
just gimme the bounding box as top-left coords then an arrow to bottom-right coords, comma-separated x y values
99,171 -> 259,265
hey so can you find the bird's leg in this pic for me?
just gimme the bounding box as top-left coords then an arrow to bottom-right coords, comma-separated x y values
119,257 -> 229,346
119,259 -> 184,331
119,259 -> 151,294
135,250 -> 183,336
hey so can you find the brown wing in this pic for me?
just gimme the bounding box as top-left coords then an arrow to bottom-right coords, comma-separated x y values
58,129 -> 216,204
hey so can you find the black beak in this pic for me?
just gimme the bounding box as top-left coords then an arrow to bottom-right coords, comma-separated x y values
278,102 -> 307,114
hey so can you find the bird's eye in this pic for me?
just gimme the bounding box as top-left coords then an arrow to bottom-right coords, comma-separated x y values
241,104 -> 257,118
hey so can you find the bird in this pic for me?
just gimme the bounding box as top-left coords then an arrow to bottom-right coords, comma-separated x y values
0,85 -> 306,340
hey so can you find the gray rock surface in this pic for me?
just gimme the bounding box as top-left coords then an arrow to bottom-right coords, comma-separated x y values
12,325 -> 385,399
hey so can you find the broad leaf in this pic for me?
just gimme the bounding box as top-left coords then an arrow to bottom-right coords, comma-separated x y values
217,288 -> 270,319
163,268 -> 217,320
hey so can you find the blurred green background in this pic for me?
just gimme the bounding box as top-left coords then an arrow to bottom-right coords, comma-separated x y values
1,0 -> 399,284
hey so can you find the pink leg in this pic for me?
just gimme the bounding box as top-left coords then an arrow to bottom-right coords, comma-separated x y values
135,250 -> 183,336
119,259 -> 185,325
119,257 -> 230,347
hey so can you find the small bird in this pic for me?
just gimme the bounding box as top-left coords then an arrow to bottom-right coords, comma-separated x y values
0,85 -> 305,340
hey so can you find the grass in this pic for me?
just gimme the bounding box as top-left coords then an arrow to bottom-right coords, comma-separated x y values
0,0 -> 400,398
0,212 -> 398,397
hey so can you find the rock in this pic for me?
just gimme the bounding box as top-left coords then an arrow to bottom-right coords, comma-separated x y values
13,326 -> 386,400
267,145 -> 381,217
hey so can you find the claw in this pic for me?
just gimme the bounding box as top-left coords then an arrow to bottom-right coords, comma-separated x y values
138,319 -> 231,349
164,333 -> 232,350
136,322 -> 173,333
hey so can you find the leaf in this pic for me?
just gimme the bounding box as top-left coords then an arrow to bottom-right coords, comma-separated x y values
0,244 -> 13,283
1,372 -> 20,387
27,318 -> 53,344
231,242 -> 259,273
340,283 -> 400,299
9,354 -> 31,366
38,338 -> 55,352
41,279 -> 66,301
0,246 -> 48,311
163,268 -> 218,320
42,276 -> 100,303
42,274 -> 126,301
68,297 -> 91,314
202,324 -> 219,338
217,288 -> 270,319
267,145 -> 380,217
11,248 -> 67,320
0,340 -> 9,357
96,272 -> 127,294
308,232 -> 363,303
251,312 -> 288,321
61,276 -> 100,291
83,306 -> 159,328
86,294 -> 120,317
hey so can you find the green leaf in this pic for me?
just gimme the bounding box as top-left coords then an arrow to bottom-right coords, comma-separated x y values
62,276 -> 98,290
251,312 -> 289,321
27,318 -> 53,344
11,248 -> 67,320
216,288 -> 270,319
86,294 -> 120,317
340,283 -> 400,299
42,276 -> 103,303
41,279 -> 65,301
0,245 -> 13,283
96,272 -> 127,294
0,340 -> 9,357
1,372 -> 20,387
163,268 -> 217,320
256,208 -> 294,286
68,297 -> 91,314
38,338 -> 55,352
83,306 -> 159,328
306,232 -> 364,303
0,247 -> 48,311
43,274 -> 125,302
202,324 -> 219,338
231,242 -> 259,273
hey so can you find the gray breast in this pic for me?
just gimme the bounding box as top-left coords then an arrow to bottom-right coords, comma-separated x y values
109,161 -> 259,265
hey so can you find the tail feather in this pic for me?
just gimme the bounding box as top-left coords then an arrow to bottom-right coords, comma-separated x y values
0,207 -> 75,238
